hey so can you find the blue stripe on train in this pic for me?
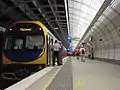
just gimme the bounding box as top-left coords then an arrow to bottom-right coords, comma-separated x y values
4,51 -> 42,62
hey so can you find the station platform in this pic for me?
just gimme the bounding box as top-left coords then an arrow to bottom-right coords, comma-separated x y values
5,56 -> 120,90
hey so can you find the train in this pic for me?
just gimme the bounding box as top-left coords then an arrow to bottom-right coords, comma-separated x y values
2,21 -> 67,80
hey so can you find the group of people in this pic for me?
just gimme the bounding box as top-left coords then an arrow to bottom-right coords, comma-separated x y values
51,40 -> 86,66
75,46 -> 86,62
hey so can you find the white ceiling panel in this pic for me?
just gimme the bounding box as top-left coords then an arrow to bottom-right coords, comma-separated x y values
68,0 -> 105,47
87,8 -> 96,16
69,0 -> 74,7
69,14 -> 73,18
74,2 -> 82,9
74,0 -> 83,2
80,12 -> 86,17
83,0 -> 92,5
73,10 -> 80,15
81,4 -> 89,12
90,0 -> 102,10
85,14 -> 93,21
69,8 -> 73,13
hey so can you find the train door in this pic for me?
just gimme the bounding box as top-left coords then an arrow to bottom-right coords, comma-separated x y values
47,35 -> 53,66
0,31 -> 4,72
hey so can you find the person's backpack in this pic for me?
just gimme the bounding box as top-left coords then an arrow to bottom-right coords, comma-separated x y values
81,49 -> 85,54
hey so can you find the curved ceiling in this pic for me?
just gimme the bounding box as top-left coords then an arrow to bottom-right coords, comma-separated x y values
68,0 -> 105,48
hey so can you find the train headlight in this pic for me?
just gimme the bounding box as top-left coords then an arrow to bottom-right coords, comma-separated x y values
10,28 -> 12,31
39,28 -> 42,30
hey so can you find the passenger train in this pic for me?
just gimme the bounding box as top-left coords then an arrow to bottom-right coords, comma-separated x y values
2,21 -> 67,79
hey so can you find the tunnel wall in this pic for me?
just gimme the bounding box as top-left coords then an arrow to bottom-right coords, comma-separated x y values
81,0 -> 120,61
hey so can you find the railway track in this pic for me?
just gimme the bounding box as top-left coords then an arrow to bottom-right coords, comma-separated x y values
0,76 -> 19,90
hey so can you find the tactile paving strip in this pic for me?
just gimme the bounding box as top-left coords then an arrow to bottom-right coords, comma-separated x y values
46,58 -> 73,90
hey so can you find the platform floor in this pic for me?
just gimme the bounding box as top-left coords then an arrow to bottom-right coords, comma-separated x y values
46,57 -> 73,90
6,57 -> 120,90
72,57 -> 120,90
47,56 -> 120,90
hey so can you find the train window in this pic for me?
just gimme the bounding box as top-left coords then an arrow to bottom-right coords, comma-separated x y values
5,36 -> 12,50
4,37 -> 24,50
26,35 -> 44,50
14,39 -> 23,50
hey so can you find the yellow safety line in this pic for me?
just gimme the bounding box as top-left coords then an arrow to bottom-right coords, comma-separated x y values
42,66 -> 62,90
42,59 -> 68,90
76,79 -> 84,86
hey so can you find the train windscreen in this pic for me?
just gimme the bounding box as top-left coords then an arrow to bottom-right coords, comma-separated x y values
26,35 -> 44,50
4,23 -> 45,51
4,35 -> 44,51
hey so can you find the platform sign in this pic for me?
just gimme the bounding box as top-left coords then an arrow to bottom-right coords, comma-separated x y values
72,38 -> 80,41
68,36 -> 72,43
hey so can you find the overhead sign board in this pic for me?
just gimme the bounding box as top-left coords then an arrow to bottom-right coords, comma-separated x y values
68,36 -> 72,42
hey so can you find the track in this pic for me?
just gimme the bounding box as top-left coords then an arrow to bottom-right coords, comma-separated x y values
0,76 -> 19,90
0,69 -> 43,89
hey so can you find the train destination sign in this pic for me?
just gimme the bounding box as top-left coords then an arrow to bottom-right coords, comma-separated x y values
20,28 -> 32,31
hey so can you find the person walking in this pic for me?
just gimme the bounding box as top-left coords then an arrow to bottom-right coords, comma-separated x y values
80,46 -> 86,62
75,48 -> 80,60
91,48 -> 94,59
52,40 -> 61,66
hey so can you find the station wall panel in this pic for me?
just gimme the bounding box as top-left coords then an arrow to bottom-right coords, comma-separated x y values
81,0 -> 120,61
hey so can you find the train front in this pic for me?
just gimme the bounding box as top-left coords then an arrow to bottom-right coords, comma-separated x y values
2,21 -> 47,79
